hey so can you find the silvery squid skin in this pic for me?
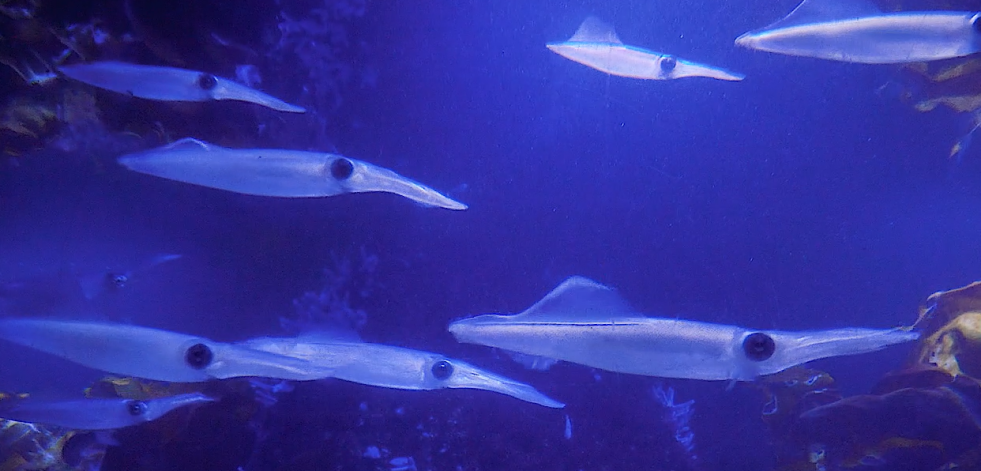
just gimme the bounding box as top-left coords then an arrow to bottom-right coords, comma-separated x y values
239,335 -> 563,408
118,138 -> 467,210
58,61 -> 305,112
449,277 -> 919,381
0,319 -> 336,382
548,17 -> 744,81
735,0 -> 981,63
0,393 -> 214,430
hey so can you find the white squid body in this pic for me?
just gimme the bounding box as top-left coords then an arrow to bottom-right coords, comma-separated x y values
548,16 -> 745,81
735,0 -> 981,64
0,393 -> 214,431
118,139 -> 467,210
0,319 -> 335,382
239,335 -> 564,408
449,277 -> 919,381
58,61 -> 305,112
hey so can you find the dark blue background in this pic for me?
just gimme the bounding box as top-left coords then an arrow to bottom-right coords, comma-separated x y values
3,0 -> 980,469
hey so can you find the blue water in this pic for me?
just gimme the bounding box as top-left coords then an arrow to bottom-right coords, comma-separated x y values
2,0 -> 981,469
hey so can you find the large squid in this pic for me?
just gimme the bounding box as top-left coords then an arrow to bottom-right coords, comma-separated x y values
58,61 -> 305,112
449,277 -> 919,381
735,0 -> 981,64
239,334 -> 563,408
548,17 -> 744,81
0,319 -> 335,382
118,138 -> 467,210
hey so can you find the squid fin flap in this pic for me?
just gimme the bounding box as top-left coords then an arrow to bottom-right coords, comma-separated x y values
515,276 -> 635,321
569,16 -> 622,44
763,0 -> 881,30
162,138 -> 217,152
506,351 -> 560,370
77,271 -> 108,300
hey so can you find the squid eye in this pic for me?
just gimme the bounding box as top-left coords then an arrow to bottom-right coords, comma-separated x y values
973,14 -> 981,34
197,73 -> 218,90
330,157 -> 354,180
431,360 -> 453,380
126,400 -> 148,416
185,343 -> 213,369
742,332 -> 775,361
660,56 -> 677,73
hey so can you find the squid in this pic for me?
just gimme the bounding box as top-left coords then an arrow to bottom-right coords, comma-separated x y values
78,253 -> 183,300
58,61 -> 305,112
0,319 -> 335,382
239,334 -> 564,408
0,393 -> 214,430
448,277 -> 919,381
118,138 -> 467,210
735,0 -> 981,63
548,17 -> 744,81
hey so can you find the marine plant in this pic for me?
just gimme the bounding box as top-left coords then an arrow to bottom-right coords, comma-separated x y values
283,246 -> 379,334
651,383 -> 698,464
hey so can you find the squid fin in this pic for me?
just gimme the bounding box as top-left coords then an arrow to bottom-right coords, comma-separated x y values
514,276 -> 636,322
568,17 -> 622,44
763,0 -> 880,30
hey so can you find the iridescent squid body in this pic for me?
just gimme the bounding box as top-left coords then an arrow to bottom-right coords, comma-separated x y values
449,277 -> 919,381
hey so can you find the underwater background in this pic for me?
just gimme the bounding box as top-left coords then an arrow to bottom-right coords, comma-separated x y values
3,0 -> 981,469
